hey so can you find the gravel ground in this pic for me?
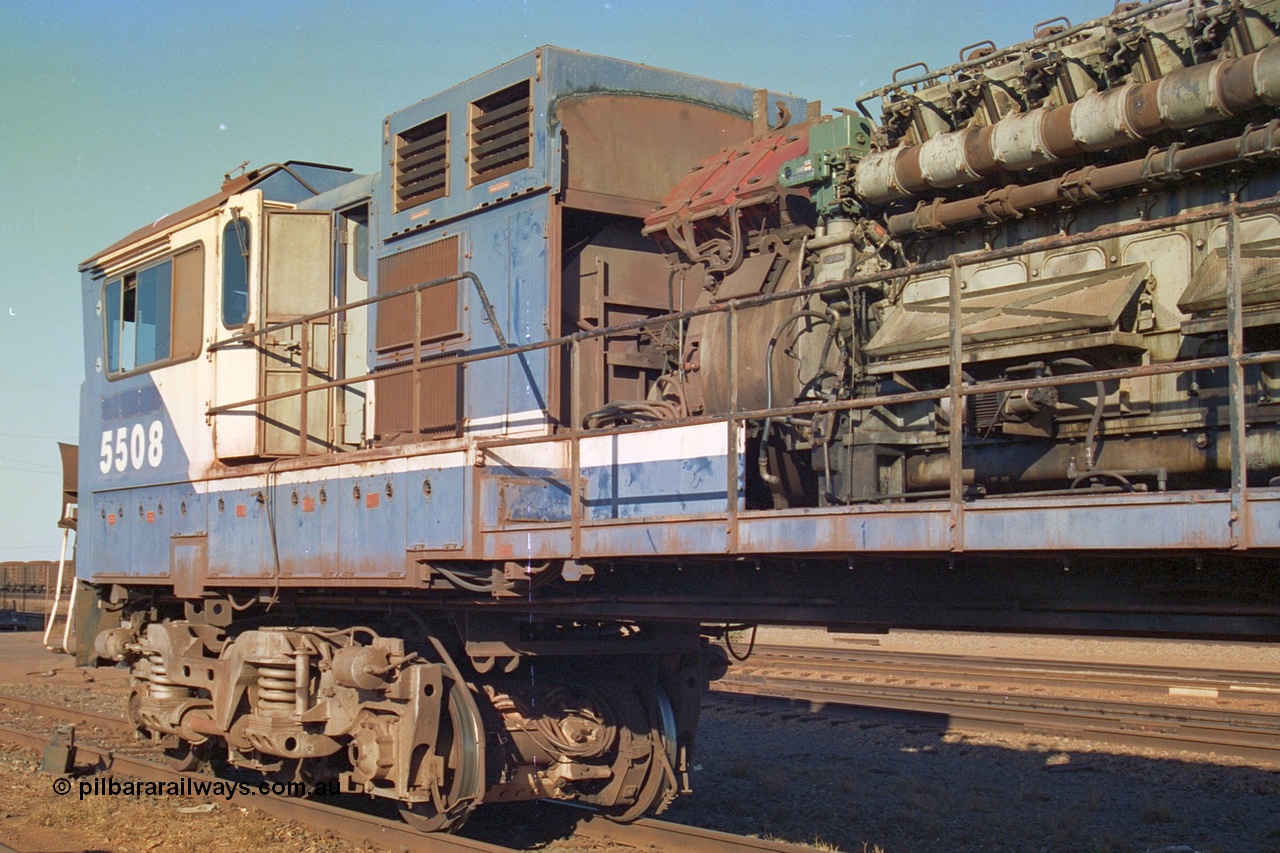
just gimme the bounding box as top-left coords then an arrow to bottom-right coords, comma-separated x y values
3,629 -> 1280,852
668,696 -> 1280,852
677,627 -> 1280,852
0,633 -> 378,853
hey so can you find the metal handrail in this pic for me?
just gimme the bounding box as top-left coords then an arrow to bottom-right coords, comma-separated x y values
209,192 -> 1280,409
208,193 -> 1280,419
207,271 -> 508,353
204,194 -> 1273,550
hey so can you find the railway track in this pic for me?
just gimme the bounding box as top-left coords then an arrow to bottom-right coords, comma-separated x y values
0,692 -> 815,853
716,644 -> 1280,764
734,643 -> 1280,700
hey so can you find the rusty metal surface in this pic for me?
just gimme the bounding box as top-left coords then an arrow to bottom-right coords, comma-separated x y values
888,121 -> 1280,235
867,263 -> 1149,358
557,94 -> 753,207
376,360 -> 462,440
904,427 -> 1280,490
393,112 -> 449,213
376,235 -> 461,351
857,42 -> 1280,206
643,124 -> 810,236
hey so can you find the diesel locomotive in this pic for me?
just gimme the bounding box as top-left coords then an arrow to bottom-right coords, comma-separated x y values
75,0 -> 1280,829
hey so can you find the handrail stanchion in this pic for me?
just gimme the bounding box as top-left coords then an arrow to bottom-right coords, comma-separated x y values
412,290 -> 423,439
948,258 -> 964,553
298,322 -> 310,456
1227,203 -> 1250,547
61,577 -> 77,655
570,339 -> 582,557
727,304 -> 739,551
43,528 -> 69,650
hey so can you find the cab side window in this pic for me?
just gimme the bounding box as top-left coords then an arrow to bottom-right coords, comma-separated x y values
102,244 -> 203,378
105,262 -> 171,373
223,218 -> 250,328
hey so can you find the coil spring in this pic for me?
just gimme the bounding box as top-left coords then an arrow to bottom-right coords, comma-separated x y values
147,653 -> 190,702
255,663 -> 295,715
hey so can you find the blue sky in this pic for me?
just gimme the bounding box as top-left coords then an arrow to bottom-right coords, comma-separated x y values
0,0 -> 1106,560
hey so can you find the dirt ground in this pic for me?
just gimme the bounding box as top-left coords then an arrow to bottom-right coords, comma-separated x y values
3,629 -> 1280,852
0,631 -> 376,853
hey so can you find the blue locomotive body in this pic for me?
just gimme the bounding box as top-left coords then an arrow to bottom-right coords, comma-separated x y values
78,49 -> 787,597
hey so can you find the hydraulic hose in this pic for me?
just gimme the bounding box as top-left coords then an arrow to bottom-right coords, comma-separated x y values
758,309 -> 839,486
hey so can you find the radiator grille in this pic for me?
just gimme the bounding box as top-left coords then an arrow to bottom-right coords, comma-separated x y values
394,114 -> 449,213
375,358 -> 461,440
469,80 -> 532,186
376,236 -> 460,352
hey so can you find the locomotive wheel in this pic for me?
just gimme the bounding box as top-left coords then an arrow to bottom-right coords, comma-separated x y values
162,739 -> 215,773
398,676 -> 485,833
603,686 -> 678,823
126,686 -> 144,734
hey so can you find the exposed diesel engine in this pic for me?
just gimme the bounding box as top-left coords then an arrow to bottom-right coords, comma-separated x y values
644,0 -> 1280,508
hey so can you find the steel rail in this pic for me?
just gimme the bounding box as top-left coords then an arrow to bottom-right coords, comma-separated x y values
713,673 -> 1280,765
0,692 -> 135,732
572,811 -> 824,853
731,644 -> 1280,701
565,809 -> 824,845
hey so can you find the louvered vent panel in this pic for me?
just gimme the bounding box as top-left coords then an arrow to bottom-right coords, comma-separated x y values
971,393 -> 1003,432
469,80 -> 532,186
374,358 -> 461,441
376,236 -> 460,352
394,114 -> 449,213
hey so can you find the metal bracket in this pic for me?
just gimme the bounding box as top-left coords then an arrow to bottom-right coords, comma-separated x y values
1059,165 -> 1102,205
1140,142 -> 1185,184
39,725 -> 75,776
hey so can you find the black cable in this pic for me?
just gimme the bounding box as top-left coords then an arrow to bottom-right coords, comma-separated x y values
758,310 -> 839,486
724,624 -> 758,661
